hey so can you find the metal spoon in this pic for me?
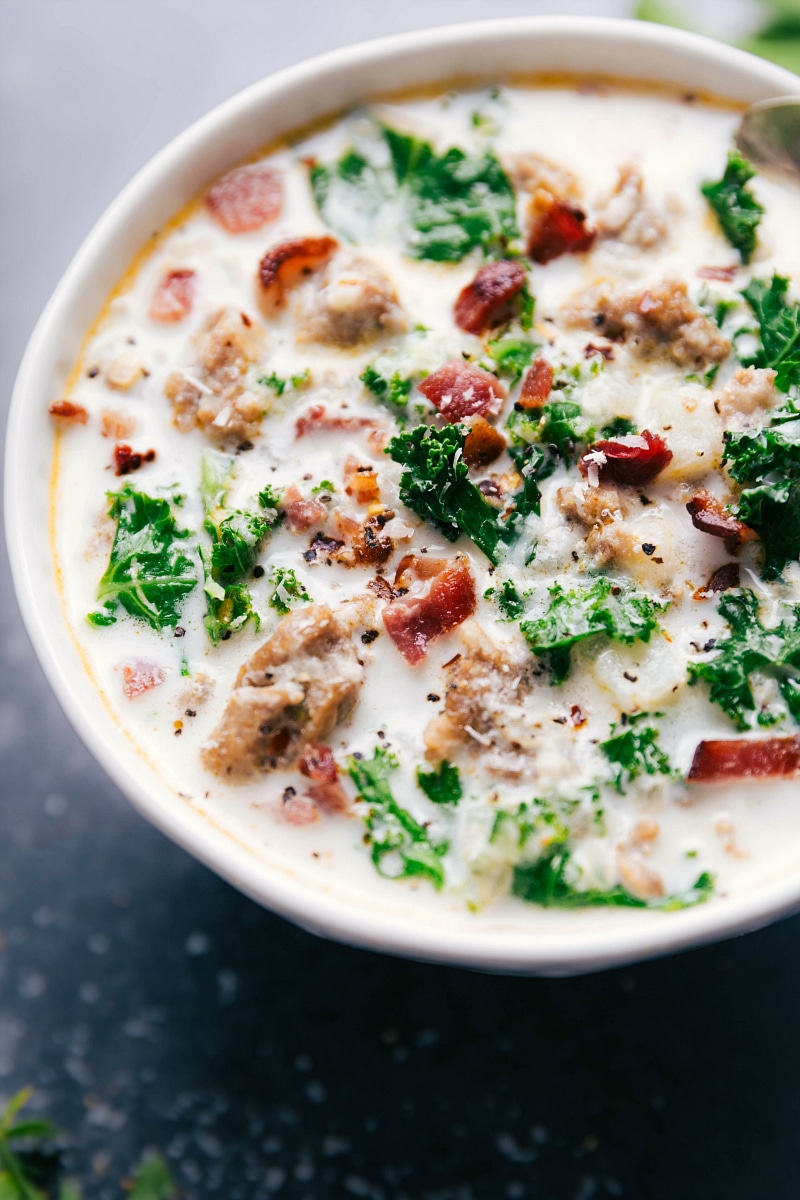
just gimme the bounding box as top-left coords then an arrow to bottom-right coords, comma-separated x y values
736,96 -> 800,179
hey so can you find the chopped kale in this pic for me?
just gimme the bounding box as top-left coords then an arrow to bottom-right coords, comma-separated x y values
506,442 -> 557,524
600,714 -> 675,794
257,483 -> 283,513
687,590 -> 800,729
387,423 -> 509,564
507,397 -> 591,465
267,566 -> 312,615
740,273 -> 800,392
723,408 -> 800,578
310,122 -> 518,262
348,747 -> 448,889
128,1153 -> 177,1200
200,452 -> 280,643
701,150 -> 764,264
485,579 -> 525,620
311,479 -> 336,495
601,416 -> 638,438
90,486 -> 197,632
512,845 -> 714,910
485,334 -> 537,384
257,369 -> 310,396
416,760 -> 462,806
521,578 -> 666,684
360,363 -> 413,408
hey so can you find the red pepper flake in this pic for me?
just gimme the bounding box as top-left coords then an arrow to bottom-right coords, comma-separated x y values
113,444 -> 156,476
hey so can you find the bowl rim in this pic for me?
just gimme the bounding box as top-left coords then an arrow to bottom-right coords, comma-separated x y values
6,14 -> 800,974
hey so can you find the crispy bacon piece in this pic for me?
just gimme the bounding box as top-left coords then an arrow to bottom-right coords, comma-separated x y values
518,356 -> 553,411
49,400 -> 88,425
367,575 -> 395,601
697,265 -> 737,282
688,737 -> 800,783
101,410 -> 135,439
304,530 -> 345,562
583,342 -> 614,362
382,556 -> 477,665
257,236 -> 339,311
463,417 -> 506,468
579,430 -> 672,487
338,513 -> 394,568
206,164 -> 283,233
283,484 -> 327,532
344,460 -> 380,504
295,404 -> 377,439
417,361 -> 506,422
280,791 -> 321,825
113,444 -> 156,476
149,269 -> 196,322
454,260 -> 527,335
527,196 -> 596,264
298,741 -> 350,813
121,661 -> 165,700
686,490 -> 757,551
693,562 -> 741,600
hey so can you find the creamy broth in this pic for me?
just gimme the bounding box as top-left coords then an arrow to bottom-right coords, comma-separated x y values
51,80 -> 800,918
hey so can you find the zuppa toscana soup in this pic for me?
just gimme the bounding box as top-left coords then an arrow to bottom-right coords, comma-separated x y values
50,80 -> 800,915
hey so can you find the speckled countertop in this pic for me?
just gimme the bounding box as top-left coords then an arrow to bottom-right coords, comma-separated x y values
1,2 -> 799,1197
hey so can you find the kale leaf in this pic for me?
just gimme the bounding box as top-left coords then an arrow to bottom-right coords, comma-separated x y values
723,410 -> 800,578
485,579 -> 525,620
200,451 -> 280,643
512,846 -> 714,910
349,747 -> 448,888
506,397 -> 591,466
701,150 -> 764,264
267,566 -> 312,615
416,760 -> 462,806
740,273 -> 800,392
521,578 -> 665,684
311,123 -> 518,262
485,334 -> 537,384
687,590 -> 800,729
600,714 -> 675,794
601,416 -> 638,438
258,369 -> 310,396
90,486 -> 197,632
360,363 -> 413,409
387,423 -> 510,564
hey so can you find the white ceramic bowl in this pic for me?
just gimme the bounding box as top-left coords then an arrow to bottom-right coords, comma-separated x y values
7,17 -> 800,975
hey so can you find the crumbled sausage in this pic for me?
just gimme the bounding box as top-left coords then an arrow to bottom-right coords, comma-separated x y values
297,254 -> 406,347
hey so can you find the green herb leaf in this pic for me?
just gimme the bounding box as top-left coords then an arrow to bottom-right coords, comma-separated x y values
258,369 -> 310,396
416,760 -> 462,806
723,410 -> 800,578
688,590 -> 800,729
360,363 -> 413,408
521,578 -> 665,684
311,123 -> 518,262
485,335 -> 537,385
740,273 -> 800,392
128,1153 -> 177,1200
92,487 -> 197,632
485,579 -> 525,620
600,716 -> 675,794
701,150 -> 764,264
601,416 -> 638,438
267,566 -> 312,615
349,747 -> 448,889
512,845 -> 714,910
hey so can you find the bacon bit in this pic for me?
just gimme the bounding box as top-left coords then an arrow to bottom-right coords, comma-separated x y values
688,737 -> 800,783
686,490 -> 757,551
113,444 -> 156,476
583,341 -> 615,362
304,530 -> 345,561
49,400 -> 88,425
344,461 -> 380,505
101,410 -> 135,439
382,557 -> 476,665
149,269 -> 196,322
257,235 -> 338,311
518,356 -> 553,411
693,562 -> 741,600
394,553 -> 449,588
299,742 -> 337,783
279,791 -> 321,825
121,661 -> 165,700
697,265 -> 738,282
417,360 -> 506,422
295,404 -> 377,439
454,259 -> 527,335
527,196 -> 596,264
463,417 -> 506,468
367,575 -> 395,601
284,483 -> 327,532
579,429 -> 672,487
206,164 -> 284,233
339,513 -> 393,568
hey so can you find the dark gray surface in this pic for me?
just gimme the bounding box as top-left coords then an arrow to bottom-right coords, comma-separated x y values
2,3 -> 799,1197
